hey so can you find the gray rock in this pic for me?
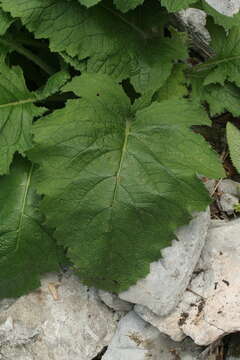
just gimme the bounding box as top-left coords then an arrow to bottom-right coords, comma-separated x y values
218,179 -> 240,197
136,219 -> 240,346
0,273 -> 122,360
205,0 -> 240,16
119,210 -> 210,316
219,193 -> 239,214
98,290 -> 133,312
102,311 -> 203,360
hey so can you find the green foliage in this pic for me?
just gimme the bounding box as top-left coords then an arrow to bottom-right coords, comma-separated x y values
0,0 -> 236,297
0,157 -> 59,298
28,73 -> 223,292
227,123 -> 240,173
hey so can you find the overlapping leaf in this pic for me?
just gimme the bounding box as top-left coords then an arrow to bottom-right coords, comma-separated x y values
0,0 -> 187,94
0,64 -> 69,175
202,21 -> 240,87
0,64 -> 44,175
0,157 -> 59,298
28,73 -> 223,293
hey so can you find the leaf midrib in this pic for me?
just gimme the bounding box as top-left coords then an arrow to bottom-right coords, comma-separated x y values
15,163 -> 33,252
193,54 -> 240,72
110,118 -> 131,208
0,98 -> 36,108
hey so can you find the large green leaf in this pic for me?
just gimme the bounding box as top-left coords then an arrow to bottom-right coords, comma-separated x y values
0,0 -> 187,93
0,64 -> 69,175
0,157 -> 59,298
28,73 -> 224,293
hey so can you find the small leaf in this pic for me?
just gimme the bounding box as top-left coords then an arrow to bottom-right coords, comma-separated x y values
227,122 -> 240,173
154,64 -> 188,101
0,157 -> 59,298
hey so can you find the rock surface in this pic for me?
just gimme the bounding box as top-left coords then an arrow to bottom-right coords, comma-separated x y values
136,219 -> 240,346
119,210 -> 210,316
98,290 -> 133,312
205,0 -> 240,16
0,273 -> 121,360
102,311 -> 203,360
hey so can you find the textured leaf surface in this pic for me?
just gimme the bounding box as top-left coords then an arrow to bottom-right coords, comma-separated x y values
0,0 -> 186,93
203,21 -> 240,87
28,73 -> 224,292
78,0 -> 101,7
0,64 -> 44,175
204,84 -> 240,117
114,0 -> 144,12
227,123 -> 240,173
0,157 -> 59,298
0,9 -> 13,35
160,0 -> 198,11
190,72 -> 240,117
155,64 -> 188,101
0,64 -> 69,175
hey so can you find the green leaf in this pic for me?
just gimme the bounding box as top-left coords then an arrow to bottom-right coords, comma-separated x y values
160,0 -> 198,12
198,21 -> 240,87
0,0 -> 187,93
154,64 -> 188,101
227,122 -> 240,173
0,63 -> 44,175
36,70 -> 70,100
131,30 -> 188,95
0,157 -> 59,298
0,9 -> 13,35
28,73 -> 224,293
0,63 -> 70,175
78,0 -> 101,7
204,83 -> 240,117
114,0 -> 144,12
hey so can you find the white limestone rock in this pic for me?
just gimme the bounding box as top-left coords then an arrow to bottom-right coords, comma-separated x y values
219,193 -> 239,214
98,290 -> 133,312
119,210 -> 210,316
102,311 -> 203,360
0,273 -> 122,360
136,219 -> 240,346
205,0 -> 240,16
218,179 -> 240,197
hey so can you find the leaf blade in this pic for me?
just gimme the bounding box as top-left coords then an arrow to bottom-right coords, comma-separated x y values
28,73 -> 224,293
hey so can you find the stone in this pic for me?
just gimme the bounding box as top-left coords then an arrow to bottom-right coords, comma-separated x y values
219,193 -> 239,214
119,210 -> 210,316
218,179 -> 240,197
0,273 -> 122,360
205,0 -> 240,16
136,219 -> 240,346
102,311 -> 203,360
98,290 -> 133,312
